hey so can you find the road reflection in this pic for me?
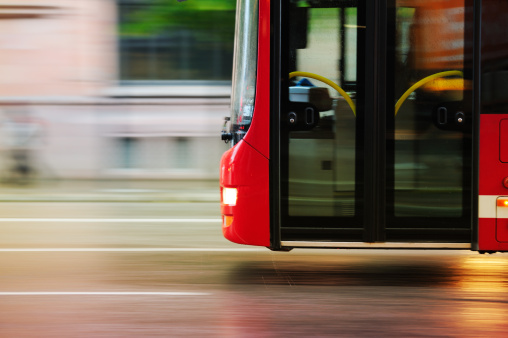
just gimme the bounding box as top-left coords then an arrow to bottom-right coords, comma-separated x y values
456,255 -> 508,293
2,248 -> 508,336
221,251 -> 508,337
231,258 -> 457,287
229,251 -> 466,287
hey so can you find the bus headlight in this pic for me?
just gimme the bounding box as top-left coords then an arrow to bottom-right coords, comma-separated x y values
222,187 -> 238,206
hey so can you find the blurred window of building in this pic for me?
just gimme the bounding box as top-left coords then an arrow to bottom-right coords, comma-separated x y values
118,0 -> 235,83
174,137 -> 190,169
119,137 -> 138,168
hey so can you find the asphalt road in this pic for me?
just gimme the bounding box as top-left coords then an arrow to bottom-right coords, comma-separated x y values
1,201 -> 508,337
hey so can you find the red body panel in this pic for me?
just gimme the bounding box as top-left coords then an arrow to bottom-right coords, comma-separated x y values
220,140 -> 270,246
478,114 -> 508,251
499,120 -> 508,162
478,115 -> 508,196
219,0 -> 271,247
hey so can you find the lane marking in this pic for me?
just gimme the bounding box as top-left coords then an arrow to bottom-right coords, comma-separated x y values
0,248 -> 265,252
0,292 -> 210,296
0,218 -> 221,223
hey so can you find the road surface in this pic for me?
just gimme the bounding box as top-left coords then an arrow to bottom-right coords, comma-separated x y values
1,201 -> 508,337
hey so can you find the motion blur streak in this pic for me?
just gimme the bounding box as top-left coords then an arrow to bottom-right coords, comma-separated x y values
0,292 -> 210,296
0,1 -> 232,183
0,218 -> 221,223
0,248 -> 264,252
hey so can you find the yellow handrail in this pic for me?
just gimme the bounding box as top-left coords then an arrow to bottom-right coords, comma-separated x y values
290,70 -> 464,117
394,70 -> 464,116
289,71 -> 356,115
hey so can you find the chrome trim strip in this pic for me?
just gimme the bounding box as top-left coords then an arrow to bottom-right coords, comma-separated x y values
281,241 -> 471,249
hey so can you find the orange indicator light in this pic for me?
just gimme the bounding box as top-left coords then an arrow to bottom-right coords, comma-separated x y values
223,215 -> 234,227
497,198 -> 508,207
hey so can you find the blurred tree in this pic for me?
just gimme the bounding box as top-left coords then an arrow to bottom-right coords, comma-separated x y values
121,0 -> 236,44
118,0 -> 237,81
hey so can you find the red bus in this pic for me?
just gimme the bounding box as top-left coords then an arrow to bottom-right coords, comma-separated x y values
220,0 -> 508,252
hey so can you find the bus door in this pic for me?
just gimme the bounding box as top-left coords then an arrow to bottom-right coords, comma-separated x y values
277,0 -> 473,246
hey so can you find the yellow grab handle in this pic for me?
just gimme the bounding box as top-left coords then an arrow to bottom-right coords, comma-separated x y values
290,70 -> 464,117
395,70 -> 464,116
289,71 -> 356,115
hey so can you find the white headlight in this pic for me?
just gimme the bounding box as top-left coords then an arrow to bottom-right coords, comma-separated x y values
222,188 -> 238,206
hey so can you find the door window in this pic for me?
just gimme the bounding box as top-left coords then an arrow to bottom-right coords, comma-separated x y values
390,0 -> 470,221
287,2 -> 359,219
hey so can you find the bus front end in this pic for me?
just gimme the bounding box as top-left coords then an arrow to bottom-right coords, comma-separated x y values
220,0 -> 271,247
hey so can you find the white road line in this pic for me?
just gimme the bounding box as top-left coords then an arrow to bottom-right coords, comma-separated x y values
0,218 -> 221,223
0,248 -> 265,252
0,292 -> 209,296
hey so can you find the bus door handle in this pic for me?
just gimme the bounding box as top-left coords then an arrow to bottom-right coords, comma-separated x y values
304,107 -> 315,125
433,102 -> 467,131
438,107 -> 448,125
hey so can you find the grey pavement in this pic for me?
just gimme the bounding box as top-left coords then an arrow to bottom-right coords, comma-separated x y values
0,179 -> 220,203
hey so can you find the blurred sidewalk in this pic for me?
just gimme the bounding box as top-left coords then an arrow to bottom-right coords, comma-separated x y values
0,180 -> 220,203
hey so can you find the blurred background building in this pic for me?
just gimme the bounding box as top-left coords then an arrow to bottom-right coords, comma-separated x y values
0,0 -> 233,181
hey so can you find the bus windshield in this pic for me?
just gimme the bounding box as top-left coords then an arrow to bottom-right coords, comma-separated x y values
230,0 -> 259,144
